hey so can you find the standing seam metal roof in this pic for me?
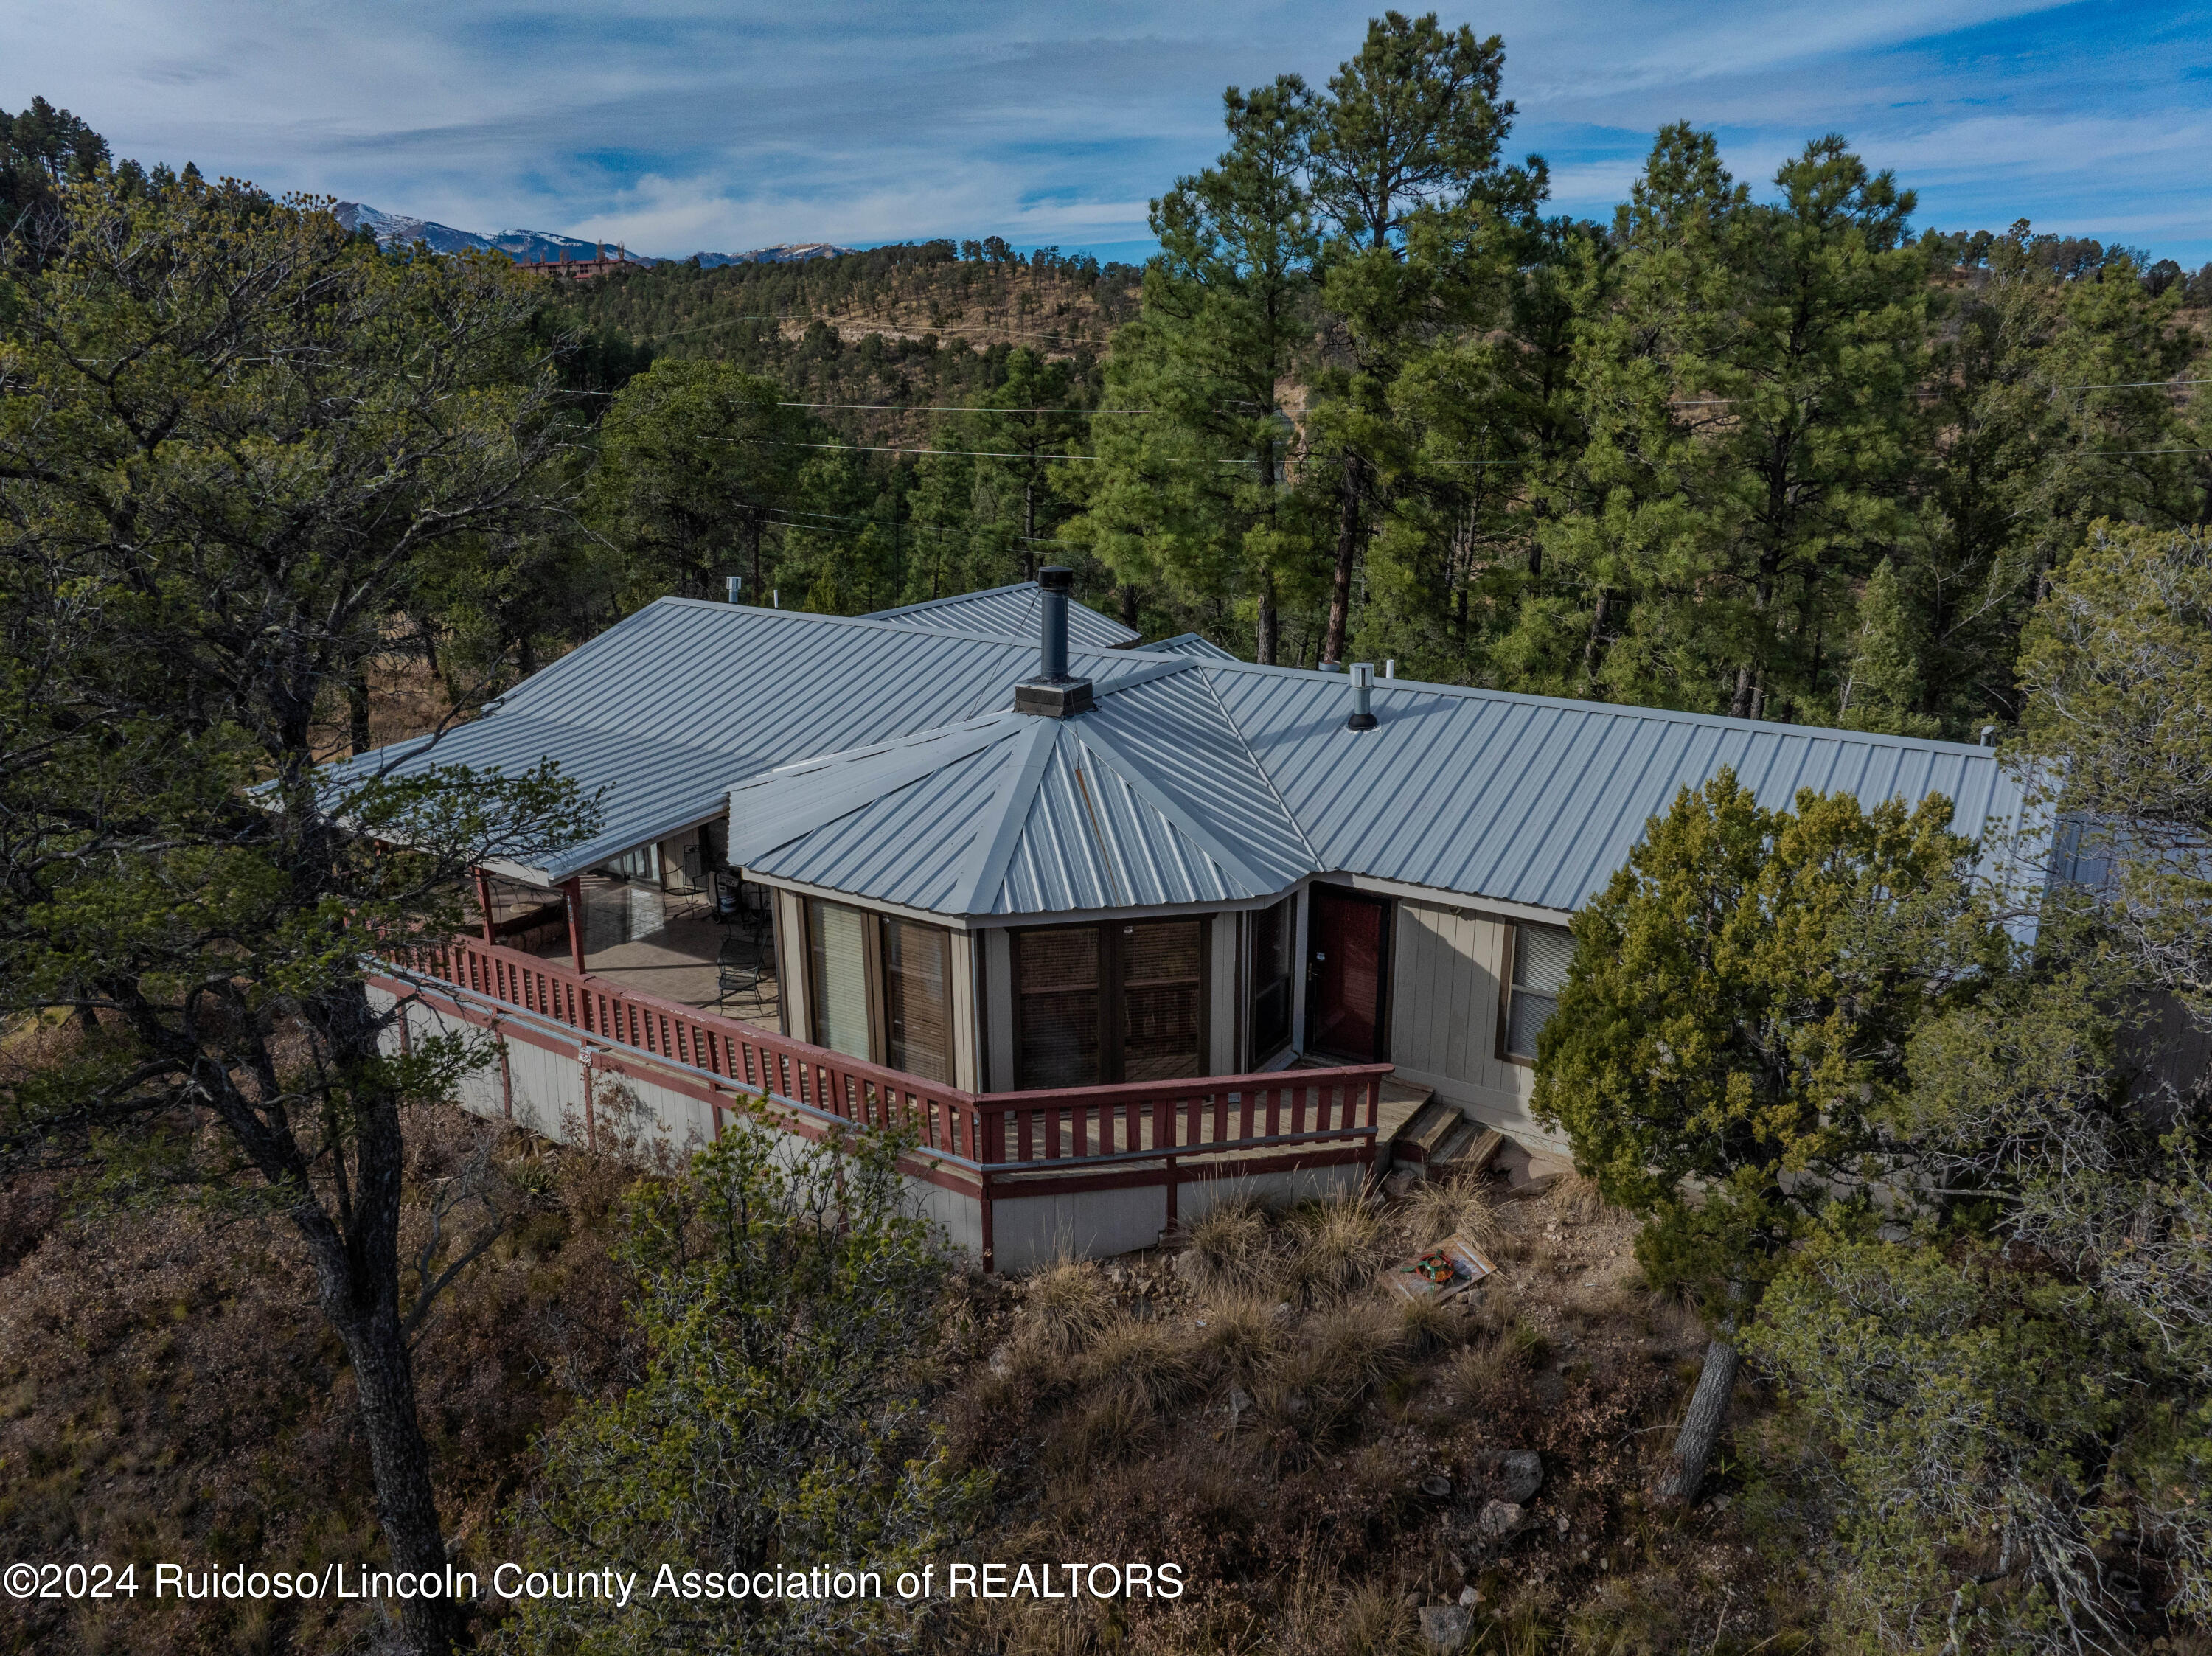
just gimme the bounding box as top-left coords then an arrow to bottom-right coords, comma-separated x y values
863,582 -> 1140,650
321,594 -> 2042,916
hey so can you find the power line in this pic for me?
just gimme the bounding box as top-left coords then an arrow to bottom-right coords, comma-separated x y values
625,311 -> 1114,348
719,436 -> 1256,465
775,401 -> 1153,414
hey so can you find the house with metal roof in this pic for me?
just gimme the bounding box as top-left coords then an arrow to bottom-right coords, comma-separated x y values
347,567 -> 2041,1189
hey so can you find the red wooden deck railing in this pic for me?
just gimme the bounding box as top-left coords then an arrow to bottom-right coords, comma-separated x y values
385,933 -> 1386,1173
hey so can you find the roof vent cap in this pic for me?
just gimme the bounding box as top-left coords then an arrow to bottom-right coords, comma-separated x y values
1346,662 -> 1378,731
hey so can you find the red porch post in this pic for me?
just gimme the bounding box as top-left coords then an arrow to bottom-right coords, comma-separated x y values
473,867 -> 497,946
563,876 -> 587,974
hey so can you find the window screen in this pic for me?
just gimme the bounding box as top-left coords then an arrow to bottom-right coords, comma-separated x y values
1121,919 -> 1203,1081
807,900 -> 872,1062
1504,922 -> 1575,1060
1247,895 -> 1295,1062
882,916 -> 953,1083
1016,928 -> 1100,1088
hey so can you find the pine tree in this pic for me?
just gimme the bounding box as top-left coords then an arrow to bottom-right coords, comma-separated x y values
1072,77 -> 1324,661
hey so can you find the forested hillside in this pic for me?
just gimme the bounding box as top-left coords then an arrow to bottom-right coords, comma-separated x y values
528,101 -> 2212,741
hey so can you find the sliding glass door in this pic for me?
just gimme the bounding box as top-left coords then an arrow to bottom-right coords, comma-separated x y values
1012,919 -> 1207,1088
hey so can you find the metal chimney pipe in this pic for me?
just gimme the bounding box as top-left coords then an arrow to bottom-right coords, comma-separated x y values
726,575 -> 742,603
1347,662 -> 1378,731
1037,565 -> 1073,681
1012,566 -> 1094,717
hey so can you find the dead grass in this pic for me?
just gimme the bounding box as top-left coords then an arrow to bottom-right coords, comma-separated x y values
1082,1314 -> 1200,1412
1554,1170 -> 1629,1225
1195,1290 -> 1288,1388
1183,1191 -> 1273,1292
1399,1175 -> 1503,1251
1018,1256 -> 1118,1356
1282,1192 -> 1387,1306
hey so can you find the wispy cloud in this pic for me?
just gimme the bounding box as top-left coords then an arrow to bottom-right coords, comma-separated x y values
7,1 -> 2208,261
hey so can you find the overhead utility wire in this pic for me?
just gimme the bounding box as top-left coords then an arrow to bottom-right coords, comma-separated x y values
775,400 -> 1152,414
640,313 -> 1109,347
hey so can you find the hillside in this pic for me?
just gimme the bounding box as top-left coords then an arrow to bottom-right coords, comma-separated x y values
549,241 -> 1145,431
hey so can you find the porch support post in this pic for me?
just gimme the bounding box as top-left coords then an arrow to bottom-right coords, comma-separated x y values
1163,1154 -> 1179,1238
563,876 -> 587,974
473,867 -> 497,946
979,1169 -> 995,1274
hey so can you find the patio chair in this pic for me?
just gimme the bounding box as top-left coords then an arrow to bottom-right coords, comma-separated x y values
716,933 -> 759,1004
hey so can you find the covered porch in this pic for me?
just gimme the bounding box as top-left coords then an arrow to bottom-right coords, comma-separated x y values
468,867 -> 781,1029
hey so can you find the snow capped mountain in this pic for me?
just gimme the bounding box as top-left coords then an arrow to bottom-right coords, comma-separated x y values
692,243 -> 854,267
329,203 -> 849,268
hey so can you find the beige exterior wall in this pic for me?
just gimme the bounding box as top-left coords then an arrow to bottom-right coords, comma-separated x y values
1388,898 -> 1558,1149
774,888 -> 807,1038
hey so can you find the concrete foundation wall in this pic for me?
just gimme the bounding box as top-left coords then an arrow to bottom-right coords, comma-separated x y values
987,1161 -> 1366,1274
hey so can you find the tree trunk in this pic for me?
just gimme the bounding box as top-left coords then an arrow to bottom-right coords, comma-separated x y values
1322,454 -> 1362,666
1656,1336 -> 1740,1505
1728,664 -> 1754,720
320,1274 -> 465,1655
347,667 -> 372,756
1256,571 -> 1279,666
1583,589 -> 1612,686
1120,582 -> 1138,630
293,989 -> 465,1655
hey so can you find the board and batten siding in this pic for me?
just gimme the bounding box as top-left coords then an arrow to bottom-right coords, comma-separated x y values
1388,898 -> 1560,1149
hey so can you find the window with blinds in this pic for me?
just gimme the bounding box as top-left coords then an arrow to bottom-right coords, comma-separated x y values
1246,894 -> 1295,1063
1012,919 -> 1207,1087
806,899 -> 872,1063
1503,922 -> 1575,1062
1015,927 -> 1101,1088
1121,919 -> 1203,1081
881,916 -> 953,1083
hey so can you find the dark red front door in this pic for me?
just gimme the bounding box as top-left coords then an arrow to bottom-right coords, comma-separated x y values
1307,886 -> 1390,1061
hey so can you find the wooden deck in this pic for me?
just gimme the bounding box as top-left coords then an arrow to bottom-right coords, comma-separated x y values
523,885 -> 782,1028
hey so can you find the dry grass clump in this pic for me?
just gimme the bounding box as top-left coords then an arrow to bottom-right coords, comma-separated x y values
1197,1290 -> 1289,1388
1282,1192 -> 1386,1306
1399,1173 -> 1502,1250
1555,1169 -> 1630,1225
1282,1576 -> 1418,1656
1018,1256 -> 1117,1356
1080,1314 -> 1200,1411
1061,1387 -> 1161,1467
1397,1291 -> 1468,1358
1184,1191 -> 1274,1290
1445,1314 -> 1548,1393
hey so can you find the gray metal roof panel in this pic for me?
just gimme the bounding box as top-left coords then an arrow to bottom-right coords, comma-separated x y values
1144,632 -> 1241,661
742,714 -> 1267,917
1211,669 -> 2028,912
863,582 -> 1140,649
322,594 -> 2040,914
320,599 -> 1164,880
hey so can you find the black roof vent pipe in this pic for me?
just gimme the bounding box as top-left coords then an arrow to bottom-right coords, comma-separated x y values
1014,566 -> 1095,717
1346,662 -> 1378,731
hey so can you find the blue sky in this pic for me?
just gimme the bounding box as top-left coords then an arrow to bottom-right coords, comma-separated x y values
11,1 -> 2210,264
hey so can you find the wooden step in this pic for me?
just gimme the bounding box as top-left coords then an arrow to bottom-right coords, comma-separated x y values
1435,1126 -> 1506,1177
1392,1099 -> 1465,1161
